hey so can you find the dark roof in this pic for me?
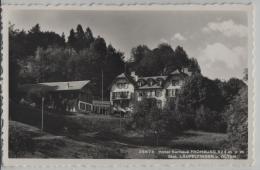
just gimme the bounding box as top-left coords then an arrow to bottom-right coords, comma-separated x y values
113,72 -> 137,86
112,69 -> 189,90
137,76 -> 167,81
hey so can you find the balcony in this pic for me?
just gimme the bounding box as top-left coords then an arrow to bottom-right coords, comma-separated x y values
112,92 -> 131,100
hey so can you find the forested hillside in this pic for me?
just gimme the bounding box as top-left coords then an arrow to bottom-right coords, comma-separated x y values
9,24 -> 125,99
9,24 -> 200,100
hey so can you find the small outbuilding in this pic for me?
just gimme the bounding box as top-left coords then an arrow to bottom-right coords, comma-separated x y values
18,80 -> 93,113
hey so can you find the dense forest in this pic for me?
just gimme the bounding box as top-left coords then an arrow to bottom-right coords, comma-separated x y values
9,23 -> 201,100
9,24 -> 125,99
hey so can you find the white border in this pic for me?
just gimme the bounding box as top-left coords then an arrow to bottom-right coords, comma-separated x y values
1,4 -> 255,167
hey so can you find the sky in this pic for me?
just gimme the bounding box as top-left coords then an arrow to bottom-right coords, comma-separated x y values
9,9 -> 249,80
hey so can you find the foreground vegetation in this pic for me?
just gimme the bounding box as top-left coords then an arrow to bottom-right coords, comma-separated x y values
10,120 -> 229,159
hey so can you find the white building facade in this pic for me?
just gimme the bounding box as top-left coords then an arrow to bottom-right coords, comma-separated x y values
110,73 -> 135,113
110,68 -> 191,113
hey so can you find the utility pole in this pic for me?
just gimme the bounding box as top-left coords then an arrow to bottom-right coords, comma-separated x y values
119,111 -> 122,133
101,69 -> 104,115
41,97 -> 45,132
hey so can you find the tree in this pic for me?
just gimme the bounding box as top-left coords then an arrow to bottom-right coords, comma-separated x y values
194,105 -> 227,132
131,99 -> 154,131
174,46 -> 189,70
222,78 -> 247,104
85,27 -> 95,48
226,86 -> 248,158
176,74 -> 225,130
29,23 -> 41,34
152,43 -> 175,75
130,45 -> 150,64
75,24 -> 86,51
91,36 -> 107,58
68,29 -> 76,49
9,24 -> 25,101
104,44 -> 125,96
61,32 -> 66,46
131,99 -> 171,138
188,58 -> 201,74
161,100 -> 187,134
129,44 -> 193,76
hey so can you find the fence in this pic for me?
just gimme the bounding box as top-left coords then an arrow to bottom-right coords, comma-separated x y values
78,101 -> 92,113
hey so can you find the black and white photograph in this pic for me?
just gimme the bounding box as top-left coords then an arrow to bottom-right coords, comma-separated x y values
2,5 -> 253,163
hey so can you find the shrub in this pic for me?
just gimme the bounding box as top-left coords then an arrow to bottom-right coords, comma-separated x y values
9,123 -> 36,157
161,108 -> 186,135
194,105 -> 227,133
226,87 -> 248,158
130,98 -> 174,137
175,75 -> 230,132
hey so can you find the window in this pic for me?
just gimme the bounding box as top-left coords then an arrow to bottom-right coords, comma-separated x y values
117,83 -> 128,89
175,89 -> 180,95
144,91 -> 148,97
156,100 -> 162,108
122,83 -> 126,89
158,79 -> 162,86
167,89 -> 176,97
179,80 -> 184,86
138,81 -> 142,87
155,90 -> 162,97
172,89 -> 176,97
151,90 -> 155,97
172,80 -> 178,86
148,79 -> 153,86
117,83 -> 122,89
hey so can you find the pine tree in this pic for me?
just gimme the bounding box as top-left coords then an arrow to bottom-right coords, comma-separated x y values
61,32 -> 66,46
29,23 -> 41,34
68,29 -> 76,49
85,27 -> 94,48
75,24 -> 85,51
175,46 -> 189,70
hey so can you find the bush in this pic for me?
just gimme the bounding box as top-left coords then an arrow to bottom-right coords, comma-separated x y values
129,98 -> 172,137
226,87 -> 248,158
161,108 -> 186,135
194,105 -> 227,133
175,75 -> 230,132
176,75 -> 224,116
9,122 -> 36,157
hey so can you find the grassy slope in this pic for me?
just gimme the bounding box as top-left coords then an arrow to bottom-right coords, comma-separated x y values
9,121 -> 125,158
9,121 -> 228,159
9,103 -> 229,159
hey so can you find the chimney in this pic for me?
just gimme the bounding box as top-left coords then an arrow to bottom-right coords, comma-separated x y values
131,71 -> 138,82
183,67 -> 192,76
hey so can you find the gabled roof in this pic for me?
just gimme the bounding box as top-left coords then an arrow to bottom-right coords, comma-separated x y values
136,76 -> 167,89
170,69 -> 181,75
116,73 -> 127,78
113,72 -> 137,86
